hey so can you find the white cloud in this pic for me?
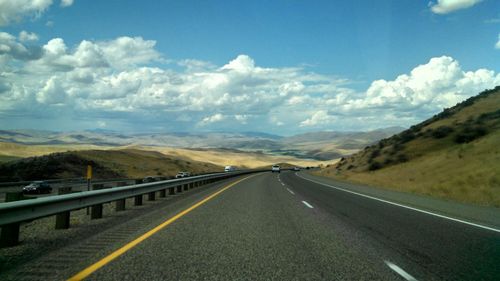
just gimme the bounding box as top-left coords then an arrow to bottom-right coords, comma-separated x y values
0,30 -> 498,134
300,110 -> 336,127
36,76 -> 67,104
0,0 -> 53,26
199,113 -> 225,126
97,36 -> 161,69
60,0 -> 73,7
346,56 -> 499,119
429,0 -> 482,14
19,31 -> 39,42
496,34 -> 500,49
0,32 -> 42,61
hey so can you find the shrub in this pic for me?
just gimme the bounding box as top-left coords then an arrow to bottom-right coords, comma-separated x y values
454,126 -> 488,143
431,126 -> 454,139
368,161 -> 382,171
399,131 -> 417,143
370,149 -> 380,159
397,154 -> 409,163
383,158 -> 393,165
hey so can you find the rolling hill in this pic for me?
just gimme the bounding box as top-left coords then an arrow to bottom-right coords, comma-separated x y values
317,86 -> 500,206
0,149 -> 223,182
0,128 -> 403,160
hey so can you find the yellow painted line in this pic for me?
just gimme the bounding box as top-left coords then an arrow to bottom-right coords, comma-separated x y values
67,175 -> 256,281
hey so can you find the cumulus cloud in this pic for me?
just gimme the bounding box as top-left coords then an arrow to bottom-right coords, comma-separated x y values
300,110 -> 336,127
19,31 -> 39,42
97,36 -> 161,69
0,30 -> 498,133
0,32 -> 42,61
0,0 -> 75,26
429,0 -> 482,14
36,76 -> 67,104
362,56 -> 498,109
0,0 -> 52,26
60,0 -> 73,7
199,113 -> 225,126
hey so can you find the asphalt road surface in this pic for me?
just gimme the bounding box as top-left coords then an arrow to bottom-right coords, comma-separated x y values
2,171 -> 499,280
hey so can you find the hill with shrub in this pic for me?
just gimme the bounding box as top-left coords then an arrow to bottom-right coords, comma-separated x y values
317,86 -> 500,206
0,149 -> 222,182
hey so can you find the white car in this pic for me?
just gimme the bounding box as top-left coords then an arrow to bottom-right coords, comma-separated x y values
224,166 -> 236,172
271,165 -> 280,173
175,172 -> 190,178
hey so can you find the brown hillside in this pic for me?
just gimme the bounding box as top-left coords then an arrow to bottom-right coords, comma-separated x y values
318,86 -> 500,206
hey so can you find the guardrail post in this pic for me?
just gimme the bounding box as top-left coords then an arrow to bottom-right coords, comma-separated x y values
1,192 -> 32,247
115,182 -> 127,211
91,204 -> 103,219
169,187 -> 175,195
148,191 -> 156,201
176,185 -> 182,193
116,199 -> 126,211
134,195 -> 143,206
55,187 -> 72,229
159,189 -> 166,198
0,223 -> 20,248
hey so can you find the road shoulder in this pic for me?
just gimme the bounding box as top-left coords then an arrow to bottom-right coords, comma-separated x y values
299,171 -> 500,229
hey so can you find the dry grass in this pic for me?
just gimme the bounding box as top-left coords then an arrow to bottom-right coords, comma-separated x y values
0,142 -> 331,172
138,146 -> 332,168
318,130 -> 500,206
73,149 -> 222,178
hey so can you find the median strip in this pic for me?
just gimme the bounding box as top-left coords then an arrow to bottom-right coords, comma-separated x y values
67,175 -> 255,281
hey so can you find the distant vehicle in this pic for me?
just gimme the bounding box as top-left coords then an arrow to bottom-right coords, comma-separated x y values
271,165 -> 281,173
22,181 -> 52,194
224,165 -> 237,172
293,167 -> 300,171
143,176 -> 156,183
175,172 -> 191,178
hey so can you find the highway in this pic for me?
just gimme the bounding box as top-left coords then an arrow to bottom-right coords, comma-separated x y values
1,171 -> 499,280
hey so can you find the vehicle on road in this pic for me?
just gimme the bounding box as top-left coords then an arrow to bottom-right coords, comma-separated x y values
293,167 -> 300,171
22,181 -> 52,194
224,165 -> 237,172
143,176 -> 156,183
271,165 -> 281,173
175,172 -> 191,178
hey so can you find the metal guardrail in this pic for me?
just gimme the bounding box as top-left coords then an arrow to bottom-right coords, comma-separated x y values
0,169 -> 265,247
0,177 -> 135,188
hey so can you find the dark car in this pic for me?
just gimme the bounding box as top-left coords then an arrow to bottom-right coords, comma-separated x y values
22,181 -> 52,194
143,176 -> 156,183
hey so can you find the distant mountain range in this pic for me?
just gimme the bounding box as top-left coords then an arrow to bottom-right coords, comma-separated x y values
0,127 -> 405,160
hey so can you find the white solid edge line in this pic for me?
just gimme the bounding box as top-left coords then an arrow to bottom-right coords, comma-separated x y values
302,200 -> 313,208
295,173 -> 500,233
287,188 -> 295,195
384,261 -> 418,281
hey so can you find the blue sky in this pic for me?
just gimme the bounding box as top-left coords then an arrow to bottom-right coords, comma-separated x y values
0,0 -> 499,135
